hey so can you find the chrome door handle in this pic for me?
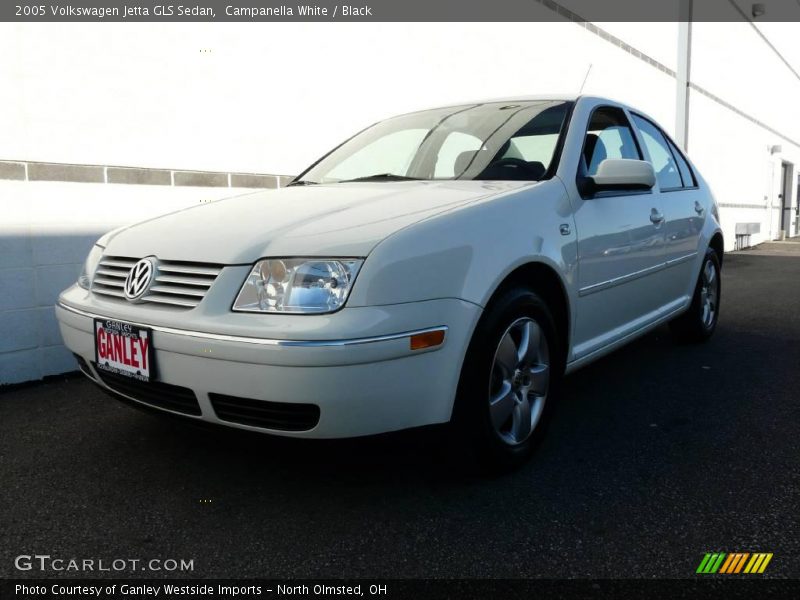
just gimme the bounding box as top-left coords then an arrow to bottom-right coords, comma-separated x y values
650,209 -> 665,224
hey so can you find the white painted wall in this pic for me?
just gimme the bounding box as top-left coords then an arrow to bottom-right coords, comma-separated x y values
1,22 -> 679,174
689,16 -> 800,247
1,20 -> 799,384
3,22 -> 796,192
0,181 -> 257,384
688,92 -> 800,248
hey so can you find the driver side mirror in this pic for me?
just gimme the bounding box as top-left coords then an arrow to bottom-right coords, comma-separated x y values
589,159 -> 655,193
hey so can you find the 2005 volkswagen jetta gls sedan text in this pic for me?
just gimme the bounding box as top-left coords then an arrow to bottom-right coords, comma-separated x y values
57,95 -> 723,468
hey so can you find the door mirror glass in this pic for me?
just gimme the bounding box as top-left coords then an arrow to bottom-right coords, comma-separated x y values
590,158 -> 656,192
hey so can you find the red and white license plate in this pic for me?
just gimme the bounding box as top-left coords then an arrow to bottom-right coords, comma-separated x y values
94,319 -> 154,382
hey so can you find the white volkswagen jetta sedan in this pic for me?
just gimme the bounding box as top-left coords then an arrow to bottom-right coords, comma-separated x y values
57,95 -> 722,468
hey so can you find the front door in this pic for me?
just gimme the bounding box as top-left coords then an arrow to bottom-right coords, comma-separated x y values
570,106 -> 667,360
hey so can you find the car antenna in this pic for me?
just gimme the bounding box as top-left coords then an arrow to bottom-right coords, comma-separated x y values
578,64 -> 592,94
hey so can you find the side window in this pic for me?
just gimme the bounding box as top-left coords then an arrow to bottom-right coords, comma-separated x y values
583,107 -> 641,176
631,115 -> 683,190
666,138 -> 696,187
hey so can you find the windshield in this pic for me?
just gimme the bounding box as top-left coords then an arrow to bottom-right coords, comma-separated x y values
296,100 -> 571,184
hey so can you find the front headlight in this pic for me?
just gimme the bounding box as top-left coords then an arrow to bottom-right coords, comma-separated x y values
232,258 -> 364,314
77,244 -> 104,290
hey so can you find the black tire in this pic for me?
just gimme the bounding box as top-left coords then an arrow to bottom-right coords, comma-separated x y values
452,286 -> 564,472
669,247 -> 722,343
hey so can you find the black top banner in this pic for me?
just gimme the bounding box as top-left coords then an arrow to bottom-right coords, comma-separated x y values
3,0 -> 800,22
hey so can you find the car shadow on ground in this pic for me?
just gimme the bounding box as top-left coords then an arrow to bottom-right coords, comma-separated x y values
97,306 -> 794,494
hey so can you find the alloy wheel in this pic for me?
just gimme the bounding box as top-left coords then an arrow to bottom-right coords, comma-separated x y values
700,259 -> 719,328
488,317 -> 550,445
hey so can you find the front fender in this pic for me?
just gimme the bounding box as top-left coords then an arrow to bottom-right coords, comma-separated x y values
347,180 -> 578,310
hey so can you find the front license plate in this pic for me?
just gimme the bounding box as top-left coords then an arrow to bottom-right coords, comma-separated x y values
94,318 -> 154,382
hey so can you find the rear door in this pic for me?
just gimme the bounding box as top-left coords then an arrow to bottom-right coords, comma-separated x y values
631,113 -> 704,305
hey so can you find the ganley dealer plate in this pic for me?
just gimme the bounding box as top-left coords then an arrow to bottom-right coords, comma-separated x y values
94,318 -> 153,382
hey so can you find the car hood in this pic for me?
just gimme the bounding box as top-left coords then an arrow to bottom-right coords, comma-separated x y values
102,180 -> 535,263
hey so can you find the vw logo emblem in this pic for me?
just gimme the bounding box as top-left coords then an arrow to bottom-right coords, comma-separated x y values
124,258 -> 156,301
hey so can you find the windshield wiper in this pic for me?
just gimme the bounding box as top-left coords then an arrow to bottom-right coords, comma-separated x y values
286,179 -> 318,187
337,173 -> 422,183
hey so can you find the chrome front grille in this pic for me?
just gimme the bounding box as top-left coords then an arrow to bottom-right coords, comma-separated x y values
92,256 -> 222,308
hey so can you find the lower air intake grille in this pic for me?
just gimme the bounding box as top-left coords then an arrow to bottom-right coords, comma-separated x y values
94,366 -> 201,416
209,393 -> 320,431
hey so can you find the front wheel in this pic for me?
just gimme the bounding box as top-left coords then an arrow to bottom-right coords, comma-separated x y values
452,287 -> 563,471
669,248 -> 721,343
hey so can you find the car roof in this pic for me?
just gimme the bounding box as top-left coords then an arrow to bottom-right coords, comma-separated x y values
388,95 -> 662,135
472,94 -> 641,108
421,94 -> 636,112
415,95 -> 578,112
474,93 -> 582,103
475,95 -> 663,124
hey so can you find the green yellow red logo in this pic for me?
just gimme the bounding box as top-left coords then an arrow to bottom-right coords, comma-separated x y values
696,552 -> 773,574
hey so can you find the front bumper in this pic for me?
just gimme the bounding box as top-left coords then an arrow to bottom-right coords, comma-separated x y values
56,288 -> 481,438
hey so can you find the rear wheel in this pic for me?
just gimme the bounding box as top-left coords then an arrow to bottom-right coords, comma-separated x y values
453,286 -> 563,471
669,248 -> 721,343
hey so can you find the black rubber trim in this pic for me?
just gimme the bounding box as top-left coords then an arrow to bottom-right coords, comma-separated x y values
93,364 -> 201,416
209,393 -> 320,432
